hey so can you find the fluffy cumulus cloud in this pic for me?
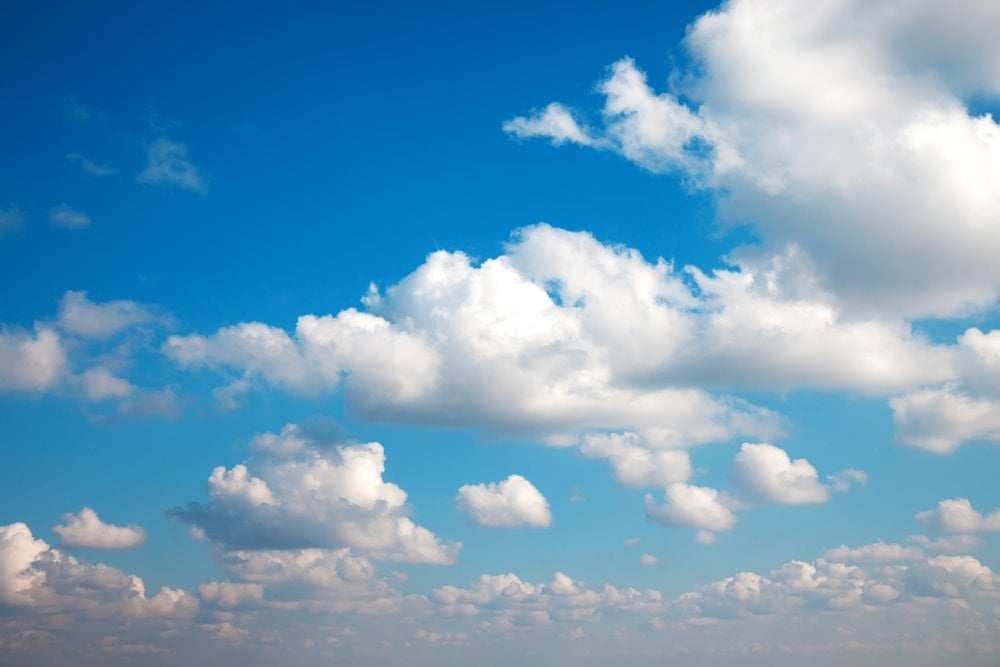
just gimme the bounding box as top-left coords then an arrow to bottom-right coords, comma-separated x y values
889,327 -> 1000,451
0,326 -> 66,393
137,138 -> 207,192
170,423 -> 459,564
505,0 -> 1000,320
729,443 -> 829,505
0,521 -> 195,617
165,224 -> 966,454
645,483 -> 737,540
916,498 -> 1000,533
457,475 -> 552,528
53,508 -> 146,549
579,432 -> 691,488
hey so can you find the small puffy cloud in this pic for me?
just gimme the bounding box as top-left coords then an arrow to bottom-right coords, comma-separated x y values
891,386 -> 1000,453
916,498 -> 1000,533
48,204 -> 90,229
502,103 -> 601,147
116,388 -> 181,419
645,483 -> 737,538
66,152 -> 116,177
729,443 -> 829,505
79,367 -> 134,400
137,138 -> 207,193
457,475 -> 552,528
57,290 -> 157,339
170,426 -> 459,564
822,542 -> 924,563
640,554 -> 659,566
0,326 -> 66,393
53,508 -> 145,550
579,432 -> 691,488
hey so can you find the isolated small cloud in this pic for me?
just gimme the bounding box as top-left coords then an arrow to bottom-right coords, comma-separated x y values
827,468 -> 868,492
729,443 -> 829,505
116,388 -> 182,420
53,508 -> 146,549
640,553 -> 659,566
48,204 -> 91,229
916,498 -> 1000,533
503,102 -> 600,147
137,138 -> 207,193
66,152 -> 116,177
57,290 -> 157,339
645,483 -> 737,537
457,475 -> 552,528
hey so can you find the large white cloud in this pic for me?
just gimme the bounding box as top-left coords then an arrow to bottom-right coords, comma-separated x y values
456,475 -> 552,528
729,443 -> 829,505
53,508 -> 146,550
506,0 -> 1000,319
164,225 -> 960,451
170,424 -> 459,564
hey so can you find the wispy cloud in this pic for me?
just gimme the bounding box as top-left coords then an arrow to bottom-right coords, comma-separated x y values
137,138 -> 208,193
66,152 -> 116,177
48,204 -> 91,229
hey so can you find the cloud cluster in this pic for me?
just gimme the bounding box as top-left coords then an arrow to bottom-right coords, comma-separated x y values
457,475 -> 552,528
53,508 -> 146,550
170,424 -> 459,564
917,498 -> 1000,533
0,522 -> 195,617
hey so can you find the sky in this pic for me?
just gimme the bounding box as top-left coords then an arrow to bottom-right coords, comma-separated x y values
2,0 -> 1000,665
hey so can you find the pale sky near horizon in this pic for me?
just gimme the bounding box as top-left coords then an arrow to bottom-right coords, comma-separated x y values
2,1 -> 1000,665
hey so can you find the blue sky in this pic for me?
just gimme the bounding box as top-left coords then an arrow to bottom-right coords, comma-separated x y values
3,1 -> 1000,665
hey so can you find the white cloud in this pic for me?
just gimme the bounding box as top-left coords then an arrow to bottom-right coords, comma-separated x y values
53,508 -> 146,550
0,326 -> 66,393
431,571 -> 664,620
116,388 -> 181,419
196,581 -> 264,609
170,425 -> 459,564
579,432 -> 691,488
822,542 -> 924,563
916,498 -> 1000,533
502,103 -> 601,147
645,483 -> 737,538
137,138 -> 207,193
0,521 -> 195,617
48,204 -> 90,229
66,152 -> 116,177
57,290 -> 157,339
640,554 -> 659,566
827,468 -> 868,492
890,386 -> 1000,453
79,367 -> 134,400
729,443 -> 829,505
457,475 -> 552,528
908,533 -> 984,554
507,0 -> 1000,319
